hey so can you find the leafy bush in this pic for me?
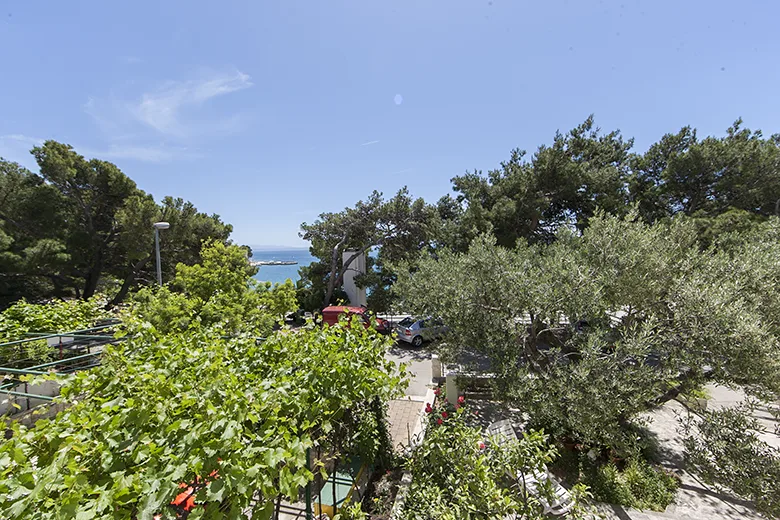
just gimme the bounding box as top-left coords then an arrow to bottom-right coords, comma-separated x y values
132,241 -> 298,336
682,401 -> 780,517
396,214 -> 780,457
580,457 -> 679,511
334,501 -> 367,520
365,469 -> 402,519
0,322 -> 405,519
400,398 -> 593,520
0,297 -> 111,363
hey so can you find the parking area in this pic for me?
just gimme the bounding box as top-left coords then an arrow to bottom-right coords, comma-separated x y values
385,341 -> 433,398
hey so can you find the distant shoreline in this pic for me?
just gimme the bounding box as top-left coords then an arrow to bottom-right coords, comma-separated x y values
249,246 -> 309,253
250,260 -> 298,266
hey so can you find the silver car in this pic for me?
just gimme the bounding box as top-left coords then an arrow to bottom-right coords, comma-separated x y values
396,317 -> 448,347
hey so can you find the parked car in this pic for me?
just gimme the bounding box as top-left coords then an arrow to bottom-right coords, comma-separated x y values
321,306 -> 391,334
396,317 -> 448,347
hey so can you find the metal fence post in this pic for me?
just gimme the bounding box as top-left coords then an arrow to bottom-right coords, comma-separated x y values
305,447 -> 312,520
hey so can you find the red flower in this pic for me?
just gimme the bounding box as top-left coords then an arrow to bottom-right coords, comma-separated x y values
437,418 -> 443,425
455,403 -> 461,410
433,388 -> 441,396
425,403 -> 433,414
478,442 -> 486,450
457,396 -> 465,404
441,411 -> 448,419
172,487 -> 197,511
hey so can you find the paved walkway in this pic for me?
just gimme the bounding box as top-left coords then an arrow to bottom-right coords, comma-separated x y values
385,343 -> 433,397
599,384 -> 772,520
383,340 -> 436,453
387,397 -> 428,452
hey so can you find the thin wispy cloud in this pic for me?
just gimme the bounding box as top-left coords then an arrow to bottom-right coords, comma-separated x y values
360,140 -> 380,146
391,168 -> 413,174
0,134 -> 190,164
81,144 -> 197,163
0,134 -> 45,169
131,70 -> 252,136
76,69 -> 254,163
1,134 -> 45,146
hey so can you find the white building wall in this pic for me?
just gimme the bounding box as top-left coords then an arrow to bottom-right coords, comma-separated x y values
342,250 -> 367,307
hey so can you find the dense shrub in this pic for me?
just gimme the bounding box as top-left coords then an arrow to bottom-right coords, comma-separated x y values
0,297 -> 110,364
132,241 -> 298,336
581,458 -> 679,511
400,398 -> 593,520
0,322 -> 405,518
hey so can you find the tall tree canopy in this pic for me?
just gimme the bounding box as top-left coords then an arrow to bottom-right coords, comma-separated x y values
395,213 -> 780,450
630,119 -> 780,221
300,117 -> 780,311
299,187 -> 439,310
0,142 -> 234,307
450,116 -> 634,247
31,141 -> 140,299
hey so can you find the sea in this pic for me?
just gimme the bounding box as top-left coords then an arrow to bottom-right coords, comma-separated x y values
249,248 -> 316,286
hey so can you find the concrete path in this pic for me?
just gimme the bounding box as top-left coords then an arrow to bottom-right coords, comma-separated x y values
599,383 -> 773,520
385,342 -> 433,397
384,341 -> 436,453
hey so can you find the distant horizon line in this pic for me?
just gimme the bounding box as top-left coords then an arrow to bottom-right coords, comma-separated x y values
246,244 -> 311,251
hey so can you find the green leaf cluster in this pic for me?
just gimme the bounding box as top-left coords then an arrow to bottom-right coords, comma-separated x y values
576,458 -> 679,511
0,297 -> 110,363
0,320 -> 405,518
131,240 -> 298,336
401,399 -> 591,519
395,213 -> 780,453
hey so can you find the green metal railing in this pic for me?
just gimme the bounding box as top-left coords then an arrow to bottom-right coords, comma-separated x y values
1,322 -> 123,413
0,325 -> 269,413
1,323 -> 117,348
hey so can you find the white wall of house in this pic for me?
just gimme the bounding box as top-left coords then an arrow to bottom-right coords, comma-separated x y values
342,250 -> 367,307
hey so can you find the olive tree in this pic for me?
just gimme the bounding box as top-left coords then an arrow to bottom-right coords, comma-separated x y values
394,213 -> 780,454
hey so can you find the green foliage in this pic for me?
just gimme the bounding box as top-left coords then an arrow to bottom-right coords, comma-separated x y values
0,297 -> 109,340
401,398 -> 594,519
132,241 -> 298,336
1,145 -> 235,307
109,195 -> 233,305
366,470 -> 402,518
631,120 -> 780,221
0,297 -> 111,363
340,397 -> 396,470
0,319 -> 405,519
579,458 -> 679,511
395,213 -> 780,454
333,501 -> 367,520
300,187 -> 440,309
451,116 -> 633,246
681,401 -> 780,517
31,141 -> 141,299
296,261 -> 348,312
0,158 -> 71,306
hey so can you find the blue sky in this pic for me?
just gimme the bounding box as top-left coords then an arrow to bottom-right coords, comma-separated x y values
1,1 -> 778,247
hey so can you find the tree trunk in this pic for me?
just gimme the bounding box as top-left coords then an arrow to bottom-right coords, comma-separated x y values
110,255 -> 152,306
82,249 -> 103,299
322,234 -> 349,308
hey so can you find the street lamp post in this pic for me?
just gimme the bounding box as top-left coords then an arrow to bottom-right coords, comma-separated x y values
153,222 -> 170,286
